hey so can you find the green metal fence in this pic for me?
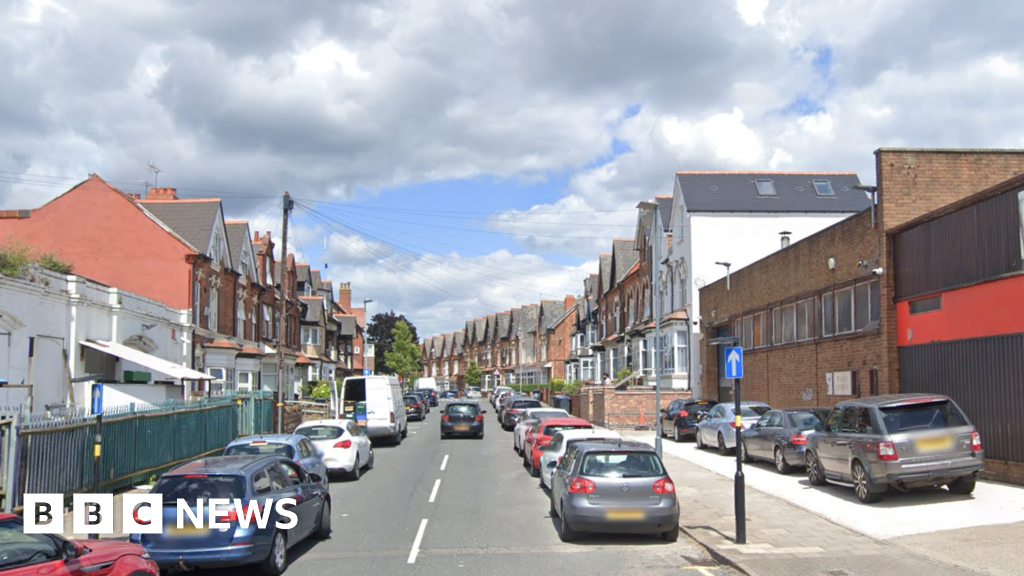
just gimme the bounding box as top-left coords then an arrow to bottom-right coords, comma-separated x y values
4,391 -> 276,512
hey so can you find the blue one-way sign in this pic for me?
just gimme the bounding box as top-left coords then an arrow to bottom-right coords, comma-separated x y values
725,347 -> 744,379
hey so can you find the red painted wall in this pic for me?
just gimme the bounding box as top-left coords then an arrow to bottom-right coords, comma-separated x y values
897,275 -> 1024,346
0,176 -> 194,309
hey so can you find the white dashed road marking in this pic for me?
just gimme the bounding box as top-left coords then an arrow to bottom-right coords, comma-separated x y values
429,479 -> 441,503
441,454 -> 449,471
408,519 -> 428,564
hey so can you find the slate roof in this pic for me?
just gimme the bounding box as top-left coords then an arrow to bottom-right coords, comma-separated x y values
433,335 -> 444,355
676,172 -> 867,213
496,312 -> 511,340
522,305 -> 539,334
336,315 -> 357,337
510,308 -> 523,337
453,331 -> 465,354
299,296 -> 322,322
540,300 -> 563,331
474,318 -> 487,343
599,254 -> 613,295
612,239 -> 639,283
224,222 -> 251,270
138,199 -> 220,254
637,208 -> 654,244
296,264 -> 312,287
656,196 -> 673,230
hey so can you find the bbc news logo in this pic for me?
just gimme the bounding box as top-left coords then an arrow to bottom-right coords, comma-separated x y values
23,494 -> 298,534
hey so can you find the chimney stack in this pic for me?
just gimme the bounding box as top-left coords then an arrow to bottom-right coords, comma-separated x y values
148,187 -> 178,200
564,294 -> 576,312
338,282 -> 352,311
780,231 -> 792,249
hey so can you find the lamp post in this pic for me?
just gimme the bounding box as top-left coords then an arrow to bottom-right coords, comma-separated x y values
638,200 -> 664,457
715,261 -> 732,291
362,298 -> 373,374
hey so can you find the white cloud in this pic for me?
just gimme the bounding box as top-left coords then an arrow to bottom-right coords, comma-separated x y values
735,0 -> 769,26
981,54 -> 1022,80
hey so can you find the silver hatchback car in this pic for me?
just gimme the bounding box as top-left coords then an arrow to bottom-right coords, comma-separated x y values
805,394 -> 984,503
549,440 -> 679,542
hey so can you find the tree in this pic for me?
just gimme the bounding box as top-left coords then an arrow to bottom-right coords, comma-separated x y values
367,311 -> 420,376
384,320 -> 421,387
464,361 -> 482,389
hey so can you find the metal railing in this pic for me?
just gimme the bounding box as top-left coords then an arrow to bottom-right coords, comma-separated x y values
1,391 -> 276,512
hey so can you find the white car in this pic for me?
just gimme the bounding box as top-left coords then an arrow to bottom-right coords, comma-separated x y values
295,419 -> 375,481
465,387 -> 482,398
539,428 -> 621,490
491,386 -> 513,407
513,408 -> 570,455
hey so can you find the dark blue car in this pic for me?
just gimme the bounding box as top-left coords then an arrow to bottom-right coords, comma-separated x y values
130,455 -> 331,575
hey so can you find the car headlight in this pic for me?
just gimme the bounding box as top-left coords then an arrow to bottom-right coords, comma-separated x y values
140,551 -> 152,560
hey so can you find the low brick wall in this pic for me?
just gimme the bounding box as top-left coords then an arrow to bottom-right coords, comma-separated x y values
980,459 -> 1024,487
599,388 -> 693,429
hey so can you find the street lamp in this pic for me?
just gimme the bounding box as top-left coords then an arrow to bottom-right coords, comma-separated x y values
709,335 -> 745,545
637,200 -> 663,457
715,262 -> 732,290
362,299 -> 373,374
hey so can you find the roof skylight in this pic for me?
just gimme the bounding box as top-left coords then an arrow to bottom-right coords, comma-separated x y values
755,179 -> 777,197
813,180 -> 835,196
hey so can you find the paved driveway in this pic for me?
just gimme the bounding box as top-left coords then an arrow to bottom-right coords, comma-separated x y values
621,431 -> 1024,540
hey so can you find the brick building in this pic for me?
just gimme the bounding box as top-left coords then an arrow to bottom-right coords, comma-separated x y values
699,149 -> 1024,412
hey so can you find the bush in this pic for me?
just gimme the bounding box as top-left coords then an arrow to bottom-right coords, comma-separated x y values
615,367 -> 633,383
309,381 -> 334,400
38,252 -> 73,274
0,239 -> 32,277
561,380 -> 582,395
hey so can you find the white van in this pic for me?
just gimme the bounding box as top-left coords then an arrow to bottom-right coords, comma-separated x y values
332,375 -> 408,444
414,377 -> 438,391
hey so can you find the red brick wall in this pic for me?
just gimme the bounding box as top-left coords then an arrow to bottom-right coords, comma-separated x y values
602,389 -> 692,428
548,314 -> 574,381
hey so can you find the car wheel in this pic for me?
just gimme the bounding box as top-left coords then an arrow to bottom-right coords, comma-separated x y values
947,475 -> 977,495
774,447 -> 792,475
549,496 -> 558,517
366,449 -> 375,470
695,431 -> 705,449
260,530 -> 287,576
528,457 -> 538,478
558,505 -> 578,542
673,426 -> 680,443
662,525 -> 679,543
717,433 -> 730,456
806,452 -> 827,486
852,461 -> 881,504
313,501 -> 332,540
401,425 -> 408,439
348,457 -> 361,481
739,440 -> 752,463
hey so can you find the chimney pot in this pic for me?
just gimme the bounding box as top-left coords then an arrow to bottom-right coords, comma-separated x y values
780,231 -> 792,249
148,187 -> 178,200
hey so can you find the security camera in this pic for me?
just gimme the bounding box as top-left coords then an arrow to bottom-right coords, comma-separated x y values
872,267 -> 884,276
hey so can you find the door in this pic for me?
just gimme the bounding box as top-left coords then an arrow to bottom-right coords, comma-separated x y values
745,412 -> 773,458
349,422 -> 371,463
818,407 -> 853,477
700,405 -> 724,444
663,400 -> 682,435
269,460 -> 319,540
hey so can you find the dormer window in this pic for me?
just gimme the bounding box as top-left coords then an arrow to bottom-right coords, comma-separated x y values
755,179 -> 777,197
813,180 -> 835,196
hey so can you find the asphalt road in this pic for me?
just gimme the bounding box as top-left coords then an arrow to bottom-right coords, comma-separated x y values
204,401 -> 740,576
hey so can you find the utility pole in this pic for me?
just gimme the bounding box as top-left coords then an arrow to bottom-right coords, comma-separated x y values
276,191 -> 293,433
652,203 -> 663,458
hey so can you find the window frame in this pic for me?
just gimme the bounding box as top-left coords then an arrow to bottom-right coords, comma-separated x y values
812,179 -> 835,197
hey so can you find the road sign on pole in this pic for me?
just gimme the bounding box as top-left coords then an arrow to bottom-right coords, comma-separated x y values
725,347 -> 744,379
90,383 -> 104,415
363,368 -> 371,376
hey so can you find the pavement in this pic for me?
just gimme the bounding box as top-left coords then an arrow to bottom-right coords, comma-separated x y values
620,429 -> 1024,576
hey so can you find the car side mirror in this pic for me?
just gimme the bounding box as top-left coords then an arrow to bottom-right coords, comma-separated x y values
481,410 -> 487,414
308,472 -> 324,485
546,461 -> 557,468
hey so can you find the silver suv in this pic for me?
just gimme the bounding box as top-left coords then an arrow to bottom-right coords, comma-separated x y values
805,394 -> 984,503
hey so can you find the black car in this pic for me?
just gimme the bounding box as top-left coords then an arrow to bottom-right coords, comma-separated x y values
441,401 -> 486,439
739,408 -> 830,474
501,398 -> 543,430
421,389 -> 439,407
404,394 -> 426,421
131,455 -> 330,574
660,399 -> 719,442
412,391 -> 431,414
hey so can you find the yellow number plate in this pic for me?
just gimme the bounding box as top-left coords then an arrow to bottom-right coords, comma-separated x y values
168,525 -> 208,537
915,436 -> 954,452
604,509 -> 646,521
455,425 -> 470,431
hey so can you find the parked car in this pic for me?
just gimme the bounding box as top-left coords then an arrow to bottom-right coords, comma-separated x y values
491,386 -> 514,407
514,408 -> 570,454
660,399 -> 718,442
738,408 -> 830,474
440,401 -> 486,439
805,394 -> 984,504
538,429 -> 622,490
465,387 -> 482,399
442,390 -> 459,399
412,391 -> 431,414
1,513 -> 159,576
550,440 -> 679,543
523,417 -> 594,477
501,398 -> 543,430
413,377 -> 438,405
494,390 -> 517,418
403,394 -> 426,421
294,419 -> 375,481
224,435 -> 328,487
695,402 -> 772,455
422,389 -> 439,407
131,455 -> 330,574
337,375 -> 408,445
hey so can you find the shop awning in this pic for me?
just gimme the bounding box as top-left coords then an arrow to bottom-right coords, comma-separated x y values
80,339 -> 213,381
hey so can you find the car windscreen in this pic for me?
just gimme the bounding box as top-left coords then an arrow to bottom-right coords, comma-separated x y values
0,518 -> 63,569
296,426 -> 344,441
154,474 -> 246,501
740,406 -> 772,418
446,404 -> 479,416
579,452 -> 665,478
880,401 -> 969,433
529,411 -> 566,420
403,396 -> 419,406
787,411 -> 827,430
542,424 -> 592,435
513,400 -> 542,409
224,442 -> 296,459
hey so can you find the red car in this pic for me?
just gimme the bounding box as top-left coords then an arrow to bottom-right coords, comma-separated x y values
0,513 -> 158,576
523,417 -> 593,476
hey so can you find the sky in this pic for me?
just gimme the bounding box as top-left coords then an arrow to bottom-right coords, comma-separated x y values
3,0 -> 1024,338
